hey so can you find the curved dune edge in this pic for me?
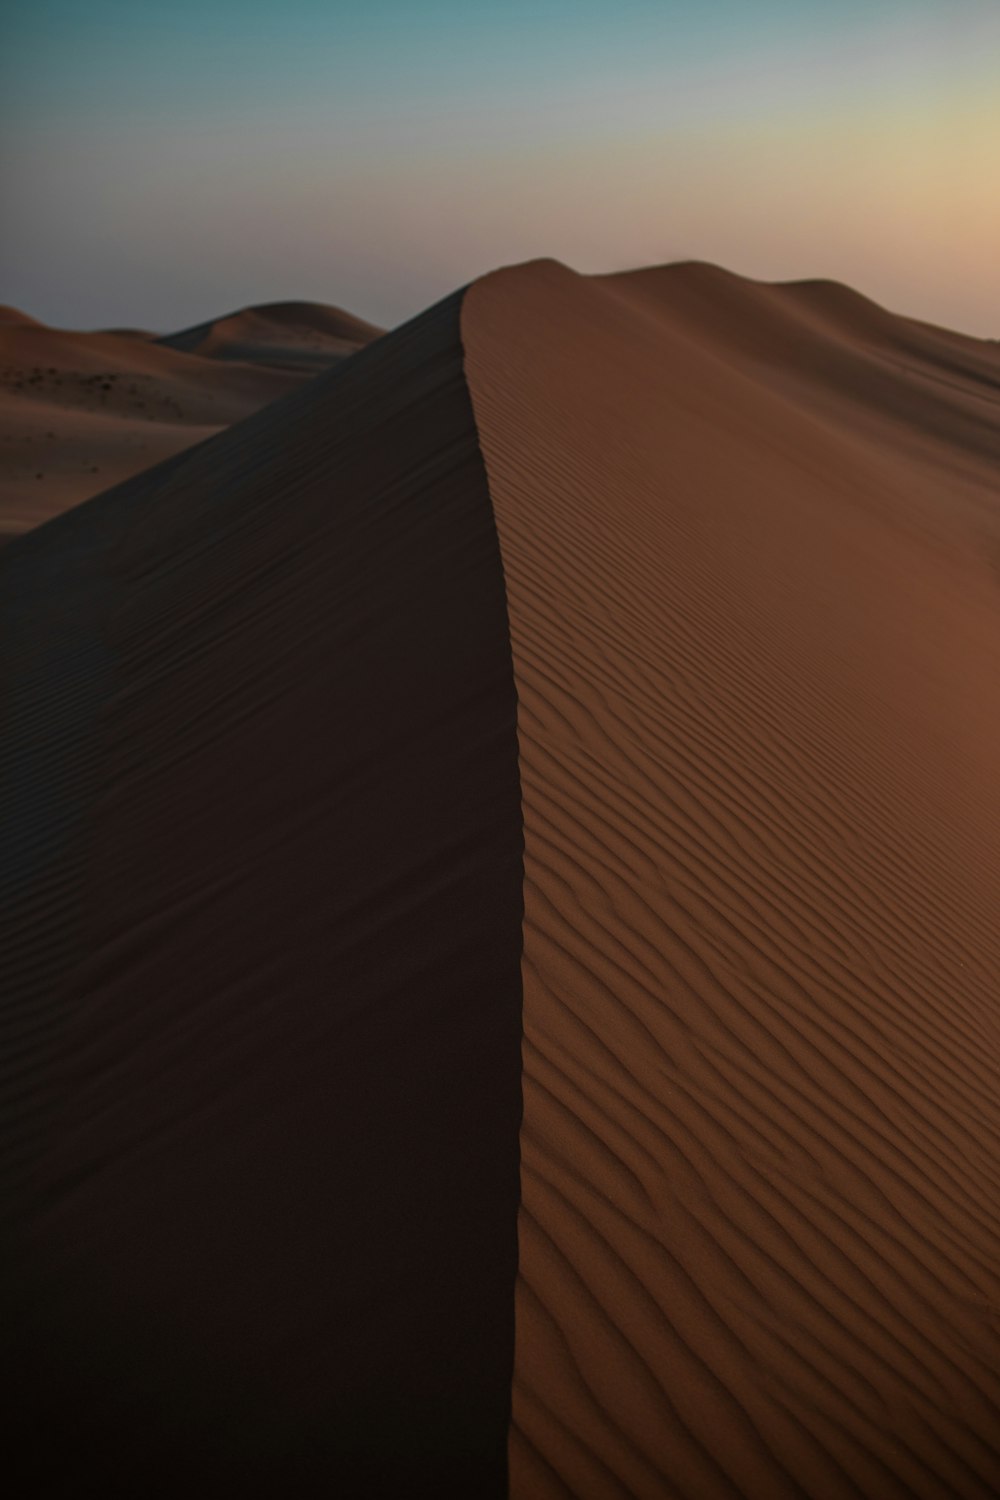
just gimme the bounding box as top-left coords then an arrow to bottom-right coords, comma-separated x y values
462,260 -> 1000,1498
1,293 -> 523,1494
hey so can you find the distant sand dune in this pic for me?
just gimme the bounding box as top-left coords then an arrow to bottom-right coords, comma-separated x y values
158,299 -> 383,371
0,301 -> 381,540
463,259 -> 1000,1498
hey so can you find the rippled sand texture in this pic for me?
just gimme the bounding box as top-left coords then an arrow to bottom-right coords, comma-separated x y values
463,260 -> 1000,1499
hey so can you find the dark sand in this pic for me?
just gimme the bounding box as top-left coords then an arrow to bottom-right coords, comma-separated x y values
1,294 -> 521,1495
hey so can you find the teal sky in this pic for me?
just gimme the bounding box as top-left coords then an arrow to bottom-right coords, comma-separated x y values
2,1 -> 997,333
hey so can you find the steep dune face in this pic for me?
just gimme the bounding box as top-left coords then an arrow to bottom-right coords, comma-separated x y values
462,260 -> 1000,1498
1,295 -> 522,1494
0,302 -> 381,541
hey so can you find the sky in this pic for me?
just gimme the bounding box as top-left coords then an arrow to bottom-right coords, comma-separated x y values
1,0 -> 997,336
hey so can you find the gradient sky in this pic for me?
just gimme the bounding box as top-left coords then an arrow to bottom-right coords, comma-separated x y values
2,0 -> 997,335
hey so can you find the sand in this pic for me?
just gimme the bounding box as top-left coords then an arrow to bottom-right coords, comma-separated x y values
462,260 -> 1000,1497
0,300 -> 380,542
3,256 -> 999,1496
1,294 -> 521,1493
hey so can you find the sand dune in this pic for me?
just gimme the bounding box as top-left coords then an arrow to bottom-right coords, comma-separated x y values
3,257 -> 999,1495
0,300 -> 381,541
159,300 -> 383,371
462,260 -> 1000,1497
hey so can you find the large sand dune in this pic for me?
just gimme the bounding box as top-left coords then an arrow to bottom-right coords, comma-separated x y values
2,259 -> 999,1495
462,260 -> 1000,1498
0,300 -> 380,541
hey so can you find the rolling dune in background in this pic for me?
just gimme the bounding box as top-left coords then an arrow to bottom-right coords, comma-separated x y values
463,260 -> 1000,1499
0,301 -> 380,541
158,301 -> 384,372
2,256 -> 1000,1496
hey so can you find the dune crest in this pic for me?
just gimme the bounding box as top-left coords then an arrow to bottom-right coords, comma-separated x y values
463,258 -> 1000,1498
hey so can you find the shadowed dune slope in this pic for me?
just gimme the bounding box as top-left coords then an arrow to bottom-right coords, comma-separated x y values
1,294 -> 523,1495
463,259 -> 1000,1498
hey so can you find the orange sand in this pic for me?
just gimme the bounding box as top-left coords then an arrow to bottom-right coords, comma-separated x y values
463,259 -> 1000,1498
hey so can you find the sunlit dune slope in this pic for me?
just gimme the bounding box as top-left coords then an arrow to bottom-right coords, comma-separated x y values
463,258 -> 1000,1500
1,293 -> 522,1495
